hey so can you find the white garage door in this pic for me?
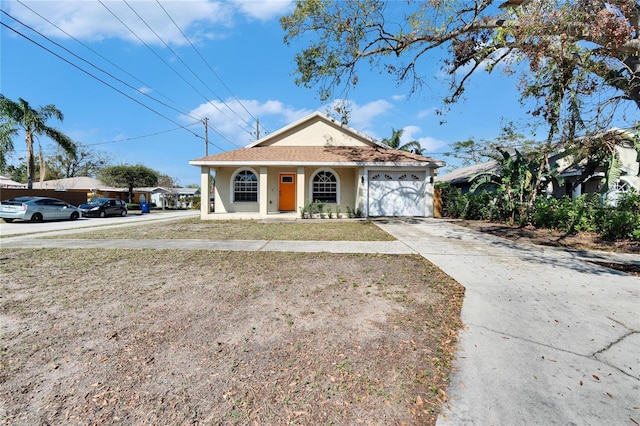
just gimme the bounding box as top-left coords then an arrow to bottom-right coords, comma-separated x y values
368,171 -> 427,217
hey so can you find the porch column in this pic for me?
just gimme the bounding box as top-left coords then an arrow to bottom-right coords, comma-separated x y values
572,183 -> 582,199
297,166 -> 305,213
259,167 -> 268,216
200,166 -> 211,218
425,171 -> 435,217
358,167 -> 367,217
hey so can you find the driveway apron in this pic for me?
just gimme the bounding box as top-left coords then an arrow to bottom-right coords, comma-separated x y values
374,219 -> 639,426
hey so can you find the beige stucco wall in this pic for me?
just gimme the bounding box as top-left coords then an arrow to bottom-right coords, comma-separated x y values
259,120 -> 375,148
209,166 -> 359,216
299,166 -> 358,216
213,167 -> 260,214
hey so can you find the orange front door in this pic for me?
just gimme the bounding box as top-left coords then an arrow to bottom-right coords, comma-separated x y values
279,173 -> 296,211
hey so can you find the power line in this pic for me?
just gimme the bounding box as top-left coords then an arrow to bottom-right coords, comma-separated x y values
0,13 -> 234,152
155,0 -> 269,137
16,0 -> 245,152
124,0 -> 254,139
2,7 -> 234,153
0,20 -> 178,130
98,0 -> 243,148
85,123 -> 201,146
15,0 -> 185,115
4,8 -> 203,124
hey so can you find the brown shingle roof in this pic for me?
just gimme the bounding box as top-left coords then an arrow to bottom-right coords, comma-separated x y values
192,146 -> 442,165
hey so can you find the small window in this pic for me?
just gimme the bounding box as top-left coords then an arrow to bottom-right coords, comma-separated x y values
312,170 -> 337,203
282,176 -> 293,183
234,170 -> 258,202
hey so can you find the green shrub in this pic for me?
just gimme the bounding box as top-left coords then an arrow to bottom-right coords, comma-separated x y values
435,182 -> 464,218
531,195 -> 599,233
439,181 -> 638,242
594,191 -> 640,241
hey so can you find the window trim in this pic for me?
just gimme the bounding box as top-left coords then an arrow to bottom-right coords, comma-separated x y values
231,168 -> 259,203
309,168 -> 340,204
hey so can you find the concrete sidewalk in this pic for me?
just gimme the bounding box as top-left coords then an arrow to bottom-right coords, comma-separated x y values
374,218 -> 639,426
0,237 -> 414,254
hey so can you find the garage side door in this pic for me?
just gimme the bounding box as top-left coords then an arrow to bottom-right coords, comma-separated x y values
368,171 -> 426,217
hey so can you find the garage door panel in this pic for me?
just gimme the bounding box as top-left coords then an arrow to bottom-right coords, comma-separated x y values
368,171 -> 426,216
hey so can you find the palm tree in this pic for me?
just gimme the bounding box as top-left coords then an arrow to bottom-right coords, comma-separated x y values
381,127 -> 423,153
470,147 -> 558,223
0,121 -> 17,172
0,95 -> 76,188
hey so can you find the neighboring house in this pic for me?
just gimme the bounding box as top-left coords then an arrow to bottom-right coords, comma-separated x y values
438,129 -> 640,199
549,138 -> 640,200
437,161 -> 500,194
189,112 -> 444,218
33,177 -> 153,203
0,175 -> 26,189
149,187 -> 200,209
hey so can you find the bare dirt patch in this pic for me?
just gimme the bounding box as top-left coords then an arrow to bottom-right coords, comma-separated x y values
0,249 -> 463,425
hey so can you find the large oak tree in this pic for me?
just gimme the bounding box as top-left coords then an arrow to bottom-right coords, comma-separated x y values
99,164 -> 159,203
281,0 -> 639,141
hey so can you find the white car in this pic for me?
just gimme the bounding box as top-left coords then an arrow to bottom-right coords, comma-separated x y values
0,196 -> 81,222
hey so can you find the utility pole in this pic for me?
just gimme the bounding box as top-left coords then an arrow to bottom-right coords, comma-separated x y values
203,117 -> 209,156
255,118 -> 260,140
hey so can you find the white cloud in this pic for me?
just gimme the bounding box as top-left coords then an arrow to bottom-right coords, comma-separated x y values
325,99 -> 394,138
228,0 -> 295,21
5,1 -> 255,46
185,98 -> 311,149
185,97 -> 395,151
417,107 -> 437,119
402,125 -> 448,153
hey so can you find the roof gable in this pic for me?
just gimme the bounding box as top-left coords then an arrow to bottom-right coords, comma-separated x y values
190,111 -> 445,167
247,111 -> 380,148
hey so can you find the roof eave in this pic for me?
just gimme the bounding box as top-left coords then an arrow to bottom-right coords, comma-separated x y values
189,160 -> 443,168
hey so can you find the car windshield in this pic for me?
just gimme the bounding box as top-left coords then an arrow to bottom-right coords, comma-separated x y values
86,198 -> 109,206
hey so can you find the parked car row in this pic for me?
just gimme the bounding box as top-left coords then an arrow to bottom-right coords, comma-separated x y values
0,196 -> 128,223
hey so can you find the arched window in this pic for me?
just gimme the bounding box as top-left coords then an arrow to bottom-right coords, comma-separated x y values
234,170 -> 258,202
312,170 -> 337,203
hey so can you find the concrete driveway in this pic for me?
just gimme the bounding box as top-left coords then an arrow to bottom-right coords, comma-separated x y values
374,218 -> 639,426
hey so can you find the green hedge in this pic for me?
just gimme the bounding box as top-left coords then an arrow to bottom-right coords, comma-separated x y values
436,182 -> 640,242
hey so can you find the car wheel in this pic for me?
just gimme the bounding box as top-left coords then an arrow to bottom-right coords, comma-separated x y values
31,213 -> 44,222
2,218 -> 14,223
99,211 -> 107,218
70,211 -> 79,221
121,210 -> 127,217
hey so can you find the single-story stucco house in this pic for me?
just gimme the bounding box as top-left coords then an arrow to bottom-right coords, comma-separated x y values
189,112 -> 445,219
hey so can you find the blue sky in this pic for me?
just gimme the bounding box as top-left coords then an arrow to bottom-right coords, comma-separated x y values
2,0 -> 537,186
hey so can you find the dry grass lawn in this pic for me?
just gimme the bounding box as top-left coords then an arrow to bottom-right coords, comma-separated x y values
0,220 -> 464,425
52,218 -> 396,241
